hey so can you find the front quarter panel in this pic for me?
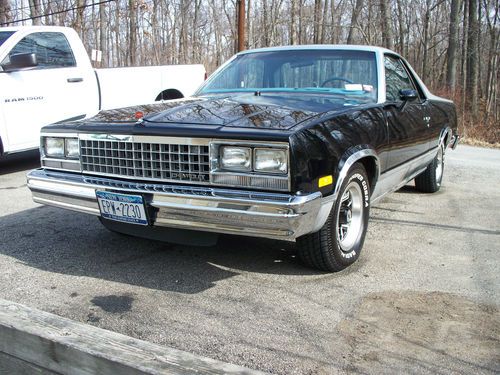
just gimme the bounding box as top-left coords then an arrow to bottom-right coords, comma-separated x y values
290,105 -> 388,194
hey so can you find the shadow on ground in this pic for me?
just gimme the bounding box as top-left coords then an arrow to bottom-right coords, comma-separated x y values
0,205 -> 321,295
0,150 -> 40,175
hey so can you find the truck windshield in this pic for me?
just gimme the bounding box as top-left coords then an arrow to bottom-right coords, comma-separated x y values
0,31 -> 15,47
197,49 -> 378,104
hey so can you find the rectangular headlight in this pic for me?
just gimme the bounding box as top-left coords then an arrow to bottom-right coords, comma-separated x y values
220,146 -> 251,171
65,138 -> 79,158
44,137 -> 65,158
254,148 -> 287,174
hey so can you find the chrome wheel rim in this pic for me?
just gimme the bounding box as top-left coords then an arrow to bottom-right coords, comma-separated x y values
336,182 -> 364,252
436,145 -> 444,183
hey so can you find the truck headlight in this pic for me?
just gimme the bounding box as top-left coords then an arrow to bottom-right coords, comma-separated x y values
65,138 -> 80,158
44,137 -> 65,158
254,148 -> 287,174
220,146 -> 251,171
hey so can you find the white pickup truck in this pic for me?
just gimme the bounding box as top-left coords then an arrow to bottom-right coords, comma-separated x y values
0,26 -> 206,156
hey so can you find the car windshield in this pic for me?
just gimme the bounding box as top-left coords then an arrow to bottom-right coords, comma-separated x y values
0,31 -> 15,48
197,49 -> 378,104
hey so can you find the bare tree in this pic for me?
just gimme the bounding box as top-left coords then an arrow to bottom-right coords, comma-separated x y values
446,0 -> 462,91
28,0 -> 42,25
2,0 -> 499,142
0,0 -> 11,25
347,0 -> 363,44
466,0 -> 479,115
379,0 -> 393,49
129,0 -> 137,66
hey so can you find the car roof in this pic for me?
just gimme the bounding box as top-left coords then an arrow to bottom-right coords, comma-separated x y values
0,26 -> 70,32
237,44 -> 396,55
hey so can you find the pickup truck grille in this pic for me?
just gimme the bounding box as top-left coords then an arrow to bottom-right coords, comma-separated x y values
80,139 -> 210,183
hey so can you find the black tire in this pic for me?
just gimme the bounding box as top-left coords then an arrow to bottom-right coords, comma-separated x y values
296,163 -> 370,272
415,143 -> 444,193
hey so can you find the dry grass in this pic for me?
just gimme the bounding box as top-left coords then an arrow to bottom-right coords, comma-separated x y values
432,87 -> 499,149
459,137 -> 500,149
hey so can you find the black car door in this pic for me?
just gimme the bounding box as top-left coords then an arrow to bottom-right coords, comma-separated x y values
383,55 -> 431,171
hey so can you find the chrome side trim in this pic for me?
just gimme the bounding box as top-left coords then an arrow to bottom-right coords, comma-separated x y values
451,134 -> 460,150
439,127 -> 453,149
333,148 -> 380,201
309,148 -> 380,233
370,148 -> 436,204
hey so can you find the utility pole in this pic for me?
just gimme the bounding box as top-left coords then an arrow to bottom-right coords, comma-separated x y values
237,0 -> 245,52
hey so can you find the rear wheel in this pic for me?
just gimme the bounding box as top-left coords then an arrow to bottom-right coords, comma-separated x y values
415,143 -> 444,193
296,163 -> 370,272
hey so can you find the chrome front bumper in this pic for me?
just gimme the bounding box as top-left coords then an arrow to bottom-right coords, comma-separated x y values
27,169 -> 332,241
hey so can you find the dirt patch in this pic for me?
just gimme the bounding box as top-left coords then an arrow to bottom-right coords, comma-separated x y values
329,291 -> 500,374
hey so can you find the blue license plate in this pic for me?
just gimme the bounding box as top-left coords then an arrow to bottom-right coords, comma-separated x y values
96,191 -> 148,225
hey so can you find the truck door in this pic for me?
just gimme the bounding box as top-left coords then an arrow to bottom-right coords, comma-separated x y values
0,31 -> 96,153
383,54 -> 432,171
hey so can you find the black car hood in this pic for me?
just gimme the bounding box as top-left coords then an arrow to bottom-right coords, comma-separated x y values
82,94 -> 348,131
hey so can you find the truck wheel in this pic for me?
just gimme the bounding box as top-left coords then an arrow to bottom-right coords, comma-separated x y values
296,163 -> 370,272
415,143 -> 444,193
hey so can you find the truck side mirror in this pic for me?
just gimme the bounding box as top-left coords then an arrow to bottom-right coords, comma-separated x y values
3,53 -> 38,72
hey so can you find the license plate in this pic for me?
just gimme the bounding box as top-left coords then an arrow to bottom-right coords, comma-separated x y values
96,191 -> 148,225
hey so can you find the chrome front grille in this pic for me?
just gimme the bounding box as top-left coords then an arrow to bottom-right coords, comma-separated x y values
80,139 -> 210,183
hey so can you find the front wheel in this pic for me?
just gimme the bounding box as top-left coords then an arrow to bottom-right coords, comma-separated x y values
296,163 -> 370,272
415,143 -> 444,193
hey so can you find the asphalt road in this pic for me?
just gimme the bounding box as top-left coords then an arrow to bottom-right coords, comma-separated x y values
0,145 -> 499,374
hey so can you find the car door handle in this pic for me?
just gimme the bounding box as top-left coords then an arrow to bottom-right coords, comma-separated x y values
67,77 -> 83,83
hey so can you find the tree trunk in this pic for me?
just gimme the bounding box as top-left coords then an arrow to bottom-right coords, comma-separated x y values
246,0 -> 251,48
396,0 -> 405,54
0,0 -> 12,25
379,0 -> 393,49
74,0 -> 86,42
99,1 -> 106,67
129,0 -> 138,66
114,1 -> 121,66
313,0 -> 322,44
466,0 -> 479,116
28,0 -> 42,25
347,0 -> 363,44
290,0 -> 297,45
320,0 -> 329,43
446,0 -> 462,91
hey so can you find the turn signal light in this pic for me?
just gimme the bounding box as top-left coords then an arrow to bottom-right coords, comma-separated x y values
318,175 -> 333,188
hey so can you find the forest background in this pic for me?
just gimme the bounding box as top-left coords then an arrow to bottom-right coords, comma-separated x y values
0,0 -> 498,144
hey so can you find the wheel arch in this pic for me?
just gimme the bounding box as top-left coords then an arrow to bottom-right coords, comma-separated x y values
334,147 -> 380,200
439,126 -> 453,149
309,147 -> 380,234
155,89 -> 184,101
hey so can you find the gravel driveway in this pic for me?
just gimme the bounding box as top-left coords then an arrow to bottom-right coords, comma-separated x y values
0,145 -> 498,374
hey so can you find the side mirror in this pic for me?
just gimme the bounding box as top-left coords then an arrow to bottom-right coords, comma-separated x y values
399,89 -> 418,101
2,53 -> 38,72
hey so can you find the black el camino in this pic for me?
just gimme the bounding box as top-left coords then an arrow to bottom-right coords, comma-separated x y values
27,45 -> 459,272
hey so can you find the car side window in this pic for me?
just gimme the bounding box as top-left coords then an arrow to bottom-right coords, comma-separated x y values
384,55 -> 415,101
1,32 -> 76,69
